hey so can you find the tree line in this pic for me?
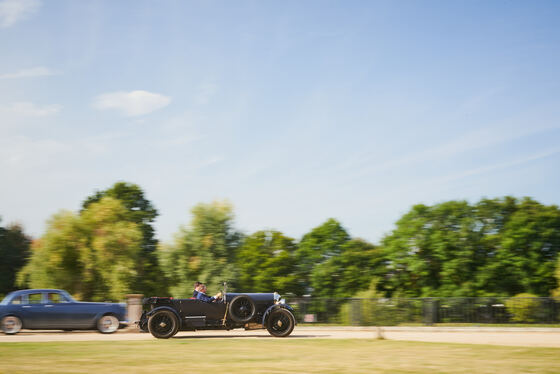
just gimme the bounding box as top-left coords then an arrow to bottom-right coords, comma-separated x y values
2,182 -> 560,301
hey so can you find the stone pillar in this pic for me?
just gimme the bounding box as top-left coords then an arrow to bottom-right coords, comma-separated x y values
125,294 -> 144,330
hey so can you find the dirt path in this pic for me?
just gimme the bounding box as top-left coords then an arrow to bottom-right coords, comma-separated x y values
1,327 -> 559,347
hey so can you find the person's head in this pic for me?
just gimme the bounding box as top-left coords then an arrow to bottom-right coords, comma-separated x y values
199,284 -> 207,293
194,281 -> 201,290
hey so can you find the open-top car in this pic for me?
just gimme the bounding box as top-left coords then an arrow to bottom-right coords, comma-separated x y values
139,291 -> 296,338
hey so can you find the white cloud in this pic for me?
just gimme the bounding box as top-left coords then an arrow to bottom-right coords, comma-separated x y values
0,66 -> 57,79
0,0 -> 40,28
92,90 -> 171,117
0,102 -> 62,117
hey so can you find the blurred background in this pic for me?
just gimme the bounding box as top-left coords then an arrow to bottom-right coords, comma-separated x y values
1,1 -> 559,325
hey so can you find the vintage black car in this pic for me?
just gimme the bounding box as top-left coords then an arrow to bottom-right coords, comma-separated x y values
0,289 -> 127,334
139,291 -> 296,338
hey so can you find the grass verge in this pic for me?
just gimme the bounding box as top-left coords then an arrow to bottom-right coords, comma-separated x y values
0,339 -> 559,373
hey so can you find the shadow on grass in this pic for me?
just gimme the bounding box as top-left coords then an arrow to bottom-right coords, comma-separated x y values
171,334 -> 319,339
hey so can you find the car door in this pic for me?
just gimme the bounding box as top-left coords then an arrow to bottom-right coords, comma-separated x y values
184,299 -> 226,321
20,292 -> 49,329
42,292 -> 73,329
61,301 -> 101,328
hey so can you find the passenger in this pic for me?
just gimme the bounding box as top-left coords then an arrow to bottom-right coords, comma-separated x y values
193,281 -> 202,298
196,284 -> 222,303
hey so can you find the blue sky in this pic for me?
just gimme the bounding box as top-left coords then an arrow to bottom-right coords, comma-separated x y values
1,0 -> 559,244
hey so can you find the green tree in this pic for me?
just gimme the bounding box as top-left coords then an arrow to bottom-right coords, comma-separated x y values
0,220 -> 31,296
554,256 -> 560,297
82,182 -> 164,295
295,218 -> 350,294
381,197 -> 560,297
310,239 -> 383,298
236,230 -> 300,295
158,201 -> 242,298
18,198 -> 143,301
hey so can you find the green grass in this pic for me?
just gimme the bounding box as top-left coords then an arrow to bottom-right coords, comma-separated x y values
299,323 -> 560,328
1,339 -> 559,373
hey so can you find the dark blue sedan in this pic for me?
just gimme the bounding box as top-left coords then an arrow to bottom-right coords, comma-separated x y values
0,289 -> 127,334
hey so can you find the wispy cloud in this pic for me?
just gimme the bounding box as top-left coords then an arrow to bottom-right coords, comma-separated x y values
0,136 -> 69,168
430,147 -> 560,185
0,66 -> 57,79
0,0 -> 40,28
338,122 -> 560,181
0,102 -> 61,117
92,90 -> 171,117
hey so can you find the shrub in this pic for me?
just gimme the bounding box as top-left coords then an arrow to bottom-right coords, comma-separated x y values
505,293 -> 541,323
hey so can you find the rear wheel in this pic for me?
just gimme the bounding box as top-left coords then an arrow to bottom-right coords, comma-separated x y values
266,309 -> 295,337
97,315 -> 119,334
1,316 -> 22,335
148,310 -> 179,339
228,295 -> 256,323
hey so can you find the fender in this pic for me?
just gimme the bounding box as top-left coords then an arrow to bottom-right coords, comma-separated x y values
146,306 -> 182,328
0,312 -> 24,327
92,305 -> 127,326
262,304 -> 296,327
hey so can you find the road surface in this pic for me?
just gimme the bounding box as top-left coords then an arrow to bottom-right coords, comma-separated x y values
1,326 -> 559,347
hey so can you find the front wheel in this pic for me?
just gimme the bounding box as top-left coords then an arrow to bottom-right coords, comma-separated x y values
1,316 -> 22,335
97,315 -> 119,334
148,310 -> 179,339
266,309 -> 295,337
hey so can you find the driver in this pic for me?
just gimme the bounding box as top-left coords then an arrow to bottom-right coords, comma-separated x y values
196,284 -> 222,303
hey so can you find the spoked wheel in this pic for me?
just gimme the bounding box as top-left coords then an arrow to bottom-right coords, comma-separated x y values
1,316 -> 22,335
266,309 -> 295,337
148,310 -> 179,339
97,315 -> 119,334
228,295 -> 256,323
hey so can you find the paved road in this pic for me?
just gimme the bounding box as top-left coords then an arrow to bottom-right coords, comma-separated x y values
1,327 -> 559,347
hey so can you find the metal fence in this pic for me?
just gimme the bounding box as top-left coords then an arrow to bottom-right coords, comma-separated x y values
286,297 -> 560,325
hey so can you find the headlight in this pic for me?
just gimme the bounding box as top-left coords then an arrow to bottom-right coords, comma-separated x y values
279,298 -> 285,304
274,292 -> 281,303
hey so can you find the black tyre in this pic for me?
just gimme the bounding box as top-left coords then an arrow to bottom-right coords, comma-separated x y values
148,310 -> 179,339
1,316 -> 22,335
266,309 -> 295,337
228,295 -> 256,323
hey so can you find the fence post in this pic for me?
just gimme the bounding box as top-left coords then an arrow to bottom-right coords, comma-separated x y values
423,298 -> 439,325
351,299 -> 361,326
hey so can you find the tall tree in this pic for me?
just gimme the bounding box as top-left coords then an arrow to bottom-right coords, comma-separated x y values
475,198 -> 560,296
236,230 -> 301,295
0,219 -> 31,296
82,182 -> 164,295
381,197 -> 560,297
553,256 -> 560,297
310,238 -> 383,298
295,219 -> 350,294
158,201 -> 242,297
18,198 -> 143,301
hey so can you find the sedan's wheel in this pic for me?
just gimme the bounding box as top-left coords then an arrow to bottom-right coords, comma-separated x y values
1,316 -> 22,335
266,309 -> 295,337
97,315 -> 119,334
228,295 -> 256,323
148,310 -> 179,339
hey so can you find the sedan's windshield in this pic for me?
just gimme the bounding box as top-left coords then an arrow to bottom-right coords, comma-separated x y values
0,292 -> 16,306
